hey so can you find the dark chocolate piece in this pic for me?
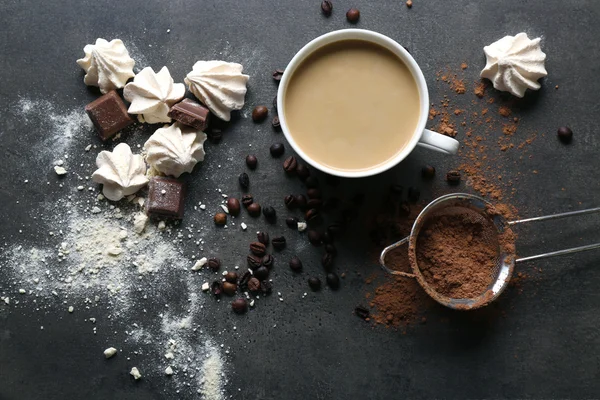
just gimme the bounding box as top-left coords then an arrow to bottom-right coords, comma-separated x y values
146,176 -> 186,219
85,90 -> 134,141
168,98 -> 211,130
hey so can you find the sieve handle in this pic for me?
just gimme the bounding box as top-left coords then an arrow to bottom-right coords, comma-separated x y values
379,237 -> 416,278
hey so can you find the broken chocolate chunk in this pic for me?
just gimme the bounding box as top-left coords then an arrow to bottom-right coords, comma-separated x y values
146,176 -> 186,219
85,90 -> 134,141
168,98 -> 211,130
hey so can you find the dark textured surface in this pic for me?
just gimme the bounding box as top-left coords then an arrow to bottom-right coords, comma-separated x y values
1,1 -> 600,399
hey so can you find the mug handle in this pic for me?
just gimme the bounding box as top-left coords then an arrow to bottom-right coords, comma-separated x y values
417,129 -> 459,154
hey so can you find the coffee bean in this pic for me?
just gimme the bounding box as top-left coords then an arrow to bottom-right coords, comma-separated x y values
284,195 -> 297,209
263,206 -> 277,223
270,143 -> 285,158
250,241 -> 267,257
238,172 -> 250,190
241,194 -> 254,207
254,266 -> 269,280
225,271 -> 238,283
231,298 -> 248,314
307,188 -> 321,199
354,305 -> 370,319
346,8 -> 360,23
295,194 -> 308,210
252,105 -> 269,122
305,176 -> 319,188
214,212 -> 227,226
307,198 -> 323,209
272,236 -> 286,250
286,217 -> 299,229
325,244 -> 337,256
208,258 -> 221,272
328,222 -> 345,238
207,129 -> 222,143
308,277 -> 322,291
321,0 -> 333,16
326,272 -> 340,289
247,277 -> 261,293
247,254 -> 262,269
307,230 -> 323,246
223,281 -> 237,296
296,164 -> 310,181
257,231 -> 270,246
305,208 -> 320,224
247,202 -> 262,217
272,116 -> 281,131
446,170 -> 461,184
408,187 -> 420,203
322,252 -> 334,271
272,69 -> 284,81
246,155 -> 258,170
260,280 -> 273,294
289,256 -> 303,272
272,95 -> 278,112
261,254 -> 274,269
557,126 -> 573,143
422,165 -> 436,180
211,281 -> 223,297
226,198 -> 241,216
283,156 -> 297,174
238,270 -> 252,289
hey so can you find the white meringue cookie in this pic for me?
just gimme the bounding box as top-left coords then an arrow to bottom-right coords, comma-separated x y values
123,66 -> 185,124
92,143 -> 149,201
144,122 -> 207,178
77,38 -> 135,94
184,61 -> 249,121
481,33 -> 547,98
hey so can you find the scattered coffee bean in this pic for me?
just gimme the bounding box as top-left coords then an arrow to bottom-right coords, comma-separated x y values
308,277 -> 322,291
321,0 -> 333,16
222,281 -> 237,296
247,277 -> 261,293
260,280 -> 273,294
231,298 -> 248,314
446,170 -> 461,184
272,94 -> 278,112
346,8 -> 360,23
306,198 -> 323,209
272,116 -> 281,131
214,212 -> 227,226
327,222 -> 345,238
254,266 -> 269,280
296,164 -> 310,181
261,254 -> 274,269
305,176 -> 319,188
263,206 -> 277,223
307,188 -> 321,199
238,270 -> 252,289
286,217 -> 299,229
270,143 -> 285,158
283,156 -> 297,174
326,272 -> 340,289
238,172 -> 250,190
325,244 -> 337,256
307,230 -> 323,246
272,236 -> 286,250
241,194 -> 254,207
272,69 -> 284,81
284,194 -> 297,209
207,129 -> 222,143
247,202 -> 262,217
295,194 -> 308,209
408,187 -> 420,203
354,305 -> 370,320
226,198 -> 241,216
211,281 -> 223,296
246,154 -> 258,170
557,126 -> 573,143
305,208 -> 320,224
322,252 -> 334,271
422,165 -> 436,180
208,258 -> 221,272
252,105 -> 269,122
257,231 -> 270,246
247,254 -> 262,269
224,271 -> 238,283
250,241 -> 267,257
289,256 -> 303,272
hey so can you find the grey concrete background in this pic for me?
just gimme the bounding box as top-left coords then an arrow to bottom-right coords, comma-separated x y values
1,0 -> 599,399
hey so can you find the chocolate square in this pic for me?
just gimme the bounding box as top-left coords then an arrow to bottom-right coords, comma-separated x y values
147,176 -> 186,219
85,90 -> 134,141
168,98 -> 211,130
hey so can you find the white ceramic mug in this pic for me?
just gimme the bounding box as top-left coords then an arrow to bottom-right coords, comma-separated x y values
277,29 -> 459,178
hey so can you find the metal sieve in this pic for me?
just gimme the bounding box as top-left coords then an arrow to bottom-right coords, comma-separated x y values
380,193 -> 600,310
